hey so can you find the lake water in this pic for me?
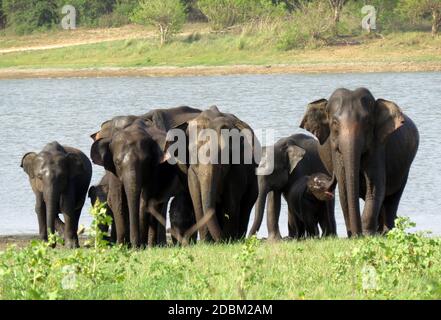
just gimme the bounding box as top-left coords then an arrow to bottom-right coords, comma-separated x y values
0,72 -> 440,236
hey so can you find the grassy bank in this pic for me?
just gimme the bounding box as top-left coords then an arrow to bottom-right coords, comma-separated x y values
1,218 -> 440,300
0,25 -> 440,75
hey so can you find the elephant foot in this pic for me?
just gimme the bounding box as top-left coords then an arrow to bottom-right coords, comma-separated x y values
267,233 -> 282,242
65,238 -> 80,249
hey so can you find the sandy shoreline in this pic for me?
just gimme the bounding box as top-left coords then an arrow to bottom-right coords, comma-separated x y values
1,62 -> 441,80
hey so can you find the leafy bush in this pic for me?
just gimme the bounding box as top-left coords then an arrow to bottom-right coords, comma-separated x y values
277,1 -> 332,50
333,217 -> 441,297
64,0 -> 115,27
0,200 -> 130,300
2,0 -> 60,35
98,0 -> 138,27
131,0 -> 187,46
196,0 -> 286,31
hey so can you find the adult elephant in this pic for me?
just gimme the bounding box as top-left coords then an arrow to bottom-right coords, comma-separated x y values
166,106 -> 259,242
91,118 -> 181,247
248,134 -> 336,240
21,142 -> 92,248
300,88 -> 419,236
90,107 -> 201,247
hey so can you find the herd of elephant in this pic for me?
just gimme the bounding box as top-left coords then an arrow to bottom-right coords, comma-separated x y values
20,87 -> 419,248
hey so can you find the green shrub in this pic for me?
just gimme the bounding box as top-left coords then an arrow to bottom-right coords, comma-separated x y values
2,0 -> 60,35
131,0 -> 187,46
64,0 -> 115,27
98,0 -> 138,27
196,0 -> 286,31
333,217 -> 441,298
277,1 -> 332,50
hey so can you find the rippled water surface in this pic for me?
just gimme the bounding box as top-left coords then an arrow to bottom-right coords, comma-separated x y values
0,72 -> 440,236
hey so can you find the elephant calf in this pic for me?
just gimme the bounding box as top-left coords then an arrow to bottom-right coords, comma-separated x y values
285,173 -> 336,238
21,142 -> 92,248
248,134 -> 336,240
88,173 -> 116,243
169,193 -> 197,245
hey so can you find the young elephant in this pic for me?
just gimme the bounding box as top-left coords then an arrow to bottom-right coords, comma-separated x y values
169,193 -> 197,245
248,134 -> 336,240
88,173 -> 116,243
284,173 -> 336,238
21,142 -> 92,248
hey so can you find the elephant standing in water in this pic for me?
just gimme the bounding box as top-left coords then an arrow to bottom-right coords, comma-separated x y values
300,88 -> 419,236
248,134 -> 336,240
21,142 -> 92,248
166,106 -> 259,242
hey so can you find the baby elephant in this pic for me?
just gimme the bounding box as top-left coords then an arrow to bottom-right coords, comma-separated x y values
21,142 -> 92,248
88,173 -> 116,243
169,193 -> 197,245
285,173 -> 336,238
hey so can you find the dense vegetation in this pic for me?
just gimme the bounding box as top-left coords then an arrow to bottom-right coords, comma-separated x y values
1,213 -> 440,299
0,0 -> 440,44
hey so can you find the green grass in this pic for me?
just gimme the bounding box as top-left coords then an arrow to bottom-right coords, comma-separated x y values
1,217 -> 440,300
1,30 -> 441,69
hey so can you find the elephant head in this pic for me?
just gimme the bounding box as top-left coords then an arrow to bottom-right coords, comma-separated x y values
306,173 -> 336,202
300,88 -> 405,236
21,142 -> 86,247
90,119 -> 168,247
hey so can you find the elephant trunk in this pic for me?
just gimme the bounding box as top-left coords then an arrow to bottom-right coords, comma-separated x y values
123,171 -> 142,248
200,165 -> 223,242
341,135 -> 362,236
248,178 -> 268,237
44,186 -> 60,243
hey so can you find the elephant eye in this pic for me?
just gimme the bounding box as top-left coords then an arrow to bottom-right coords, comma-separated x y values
37,173 -> 43,179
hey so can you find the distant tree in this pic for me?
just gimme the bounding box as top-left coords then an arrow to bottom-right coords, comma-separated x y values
398,0 -> 441,36
0,0 -> 5,29
328,0 -> 346,25
2,0 -> 59,34
131,0 -> 187,46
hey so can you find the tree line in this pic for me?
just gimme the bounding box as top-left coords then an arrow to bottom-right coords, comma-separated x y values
0,0 -> 440,40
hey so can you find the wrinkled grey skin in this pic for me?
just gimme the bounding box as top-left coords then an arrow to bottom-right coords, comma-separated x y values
90,106 -> 201,247
284,173 -> 336,238
169,193 -> 197,245
21,142 -> 92,248
168,106 -> 259,242
88,172 -> 116,243
300,88 -> 419,236
248,134 -> 336,240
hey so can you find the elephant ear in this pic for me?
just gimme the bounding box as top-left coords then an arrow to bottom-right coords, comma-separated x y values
21,152 -> 37,178
66,153 -> 87,178
375,99 -> 405,143
300,99 -> 330,145
145,125 -> 170,164
286,145 -> 306,174
88,186 -> 96,200
90,138 -> 116,174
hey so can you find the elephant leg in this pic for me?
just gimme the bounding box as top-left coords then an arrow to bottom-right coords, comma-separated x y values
287,206 -> 297,239
188,168 -> 209,241
35,193 -> 48,241
325,198 -> 337,236
383,182 -> 407,231
139,197 -> 149,248
156,204 -> 167,246
238,180 -> 258,239
337,172 -> 352,238
55,216 -> 65,237
147,212 -> 158,247
377,206 -> 387,234
109,177 -> 129,245
361,161 -> 386,235
266,190 -> 282,241
63,210 -> 80,248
